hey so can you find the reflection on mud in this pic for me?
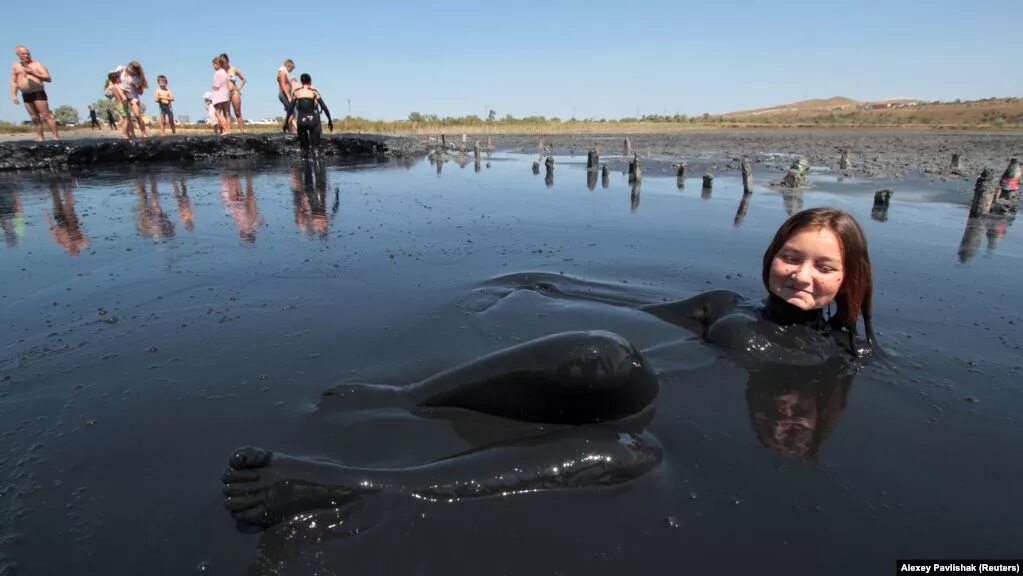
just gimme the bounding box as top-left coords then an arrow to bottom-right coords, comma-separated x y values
745,358 -> 852,460
958,214 -> 1016,262
779,189 -> 803,215
46,177 -> 89,256
291,161 -> 339,239
734,194 -> 751,227
0,186 -> 25,247
630,180 -> 641,212
871,203 -> 890,222
221,169 -> 263,243
172,177 -> 195,232
135,176 -> 175,239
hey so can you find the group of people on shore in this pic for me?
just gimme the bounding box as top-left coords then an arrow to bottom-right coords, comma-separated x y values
11,45 -> 332,153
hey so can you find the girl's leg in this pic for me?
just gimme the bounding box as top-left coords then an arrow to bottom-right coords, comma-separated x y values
321,330 -> 660,425
131,100 -> 148,137
168,109 -> 176,135
231,93 -> 244,133
160,113 -> 167,136
223,424 -> 661,527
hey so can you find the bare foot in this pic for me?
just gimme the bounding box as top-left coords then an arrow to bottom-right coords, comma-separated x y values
222,446 -> 369,527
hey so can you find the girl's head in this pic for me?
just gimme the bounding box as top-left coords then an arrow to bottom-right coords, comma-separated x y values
106,71 -> 120,87
762,207 -> 873,338
300,73 -> 312,86
127,61 -> 148,88
212,56 -> 224,70
219,53 -> 230,66
157,75 -> 168,87
283,59 -> 295,72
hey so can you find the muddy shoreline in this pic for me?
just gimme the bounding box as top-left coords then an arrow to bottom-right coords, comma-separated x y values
484,129 -> 1023,182
0,133 -> 425,171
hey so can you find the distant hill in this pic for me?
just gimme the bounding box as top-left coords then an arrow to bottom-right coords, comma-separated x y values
724,97 -> 921,118
718,96 -> 1021,127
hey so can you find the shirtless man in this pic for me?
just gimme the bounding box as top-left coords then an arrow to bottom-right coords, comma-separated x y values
276,59 -> 296,132
10,46 -> 59,141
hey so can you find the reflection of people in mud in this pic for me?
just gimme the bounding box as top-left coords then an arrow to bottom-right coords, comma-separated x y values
745,357 -> 852,460
223,207 -> 877,528
290,161 -> 338,239
0,187 -> 26,247
171,177 -> 195,232
283,74 -> 333,158
220,170 -> 263,243
44,179 -> 89,256
135,176 -> 175,239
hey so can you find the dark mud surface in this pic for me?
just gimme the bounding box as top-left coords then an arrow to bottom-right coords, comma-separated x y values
493,129 -> 1023,184
0,149 -> 1021,575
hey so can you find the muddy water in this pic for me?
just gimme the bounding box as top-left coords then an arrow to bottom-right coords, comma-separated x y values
0,154 -> 1020,575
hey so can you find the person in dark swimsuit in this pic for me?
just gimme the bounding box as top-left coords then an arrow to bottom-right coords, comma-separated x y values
222,207 -> 877,528
283,73 -> 333,157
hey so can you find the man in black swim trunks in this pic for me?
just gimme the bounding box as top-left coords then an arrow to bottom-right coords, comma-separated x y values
9,45 -> 60,141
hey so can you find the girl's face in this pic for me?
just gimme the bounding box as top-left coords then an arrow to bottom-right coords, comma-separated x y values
158,79 -> 167,89
768,226 -> 845,310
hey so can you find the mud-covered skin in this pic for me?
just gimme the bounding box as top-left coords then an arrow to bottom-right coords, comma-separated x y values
225,328 -> 663,527
222,274 -> 856,529
224,427 -> 662,527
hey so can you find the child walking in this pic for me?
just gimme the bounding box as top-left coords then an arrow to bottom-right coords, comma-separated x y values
154,75 -> 176,136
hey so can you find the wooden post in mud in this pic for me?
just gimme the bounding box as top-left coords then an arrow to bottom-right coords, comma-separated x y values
741,159 -> 753,195
950,153 -> 962,172
873,189 -> 893,206
968,169 -> 996,217
587,149 -> 600,170
624,137 -> 631,159
840,149 -> 852,170
473,140 -> 480,163
676,163 -> 686,188
628,155 -> 642,183
703,173 -> 714,189
532,160 -> 540,175
545,156 -> 555,187
441,134 -> 447,150
601,164 -> 610,188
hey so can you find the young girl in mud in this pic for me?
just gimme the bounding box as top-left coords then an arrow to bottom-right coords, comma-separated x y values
119,61 -> 149,137
223,207 -> 877,528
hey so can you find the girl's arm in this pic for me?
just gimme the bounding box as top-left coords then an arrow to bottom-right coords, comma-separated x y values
316,94 -> 334,131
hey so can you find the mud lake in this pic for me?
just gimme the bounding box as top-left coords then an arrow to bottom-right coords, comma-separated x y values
1,152 -> 1020,574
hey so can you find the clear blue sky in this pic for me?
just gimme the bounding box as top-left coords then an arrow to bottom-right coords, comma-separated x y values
3,0 -> 1019,124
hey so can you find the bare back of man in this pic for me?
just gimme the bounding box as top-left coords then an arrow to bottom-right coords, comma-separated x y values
10,46 -> 59,141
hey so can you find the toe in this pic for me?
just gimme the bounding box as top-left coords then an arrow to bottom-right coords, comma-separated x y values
222,467 -> 259,484
225,492 -> 266,512
230,446 -> 272,469
233,506 -> 274,527
223,479 -> 264,496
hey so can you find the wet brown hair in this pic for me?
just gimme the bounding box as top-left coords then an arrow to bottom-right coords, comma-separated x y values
761,207 -> 874,343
